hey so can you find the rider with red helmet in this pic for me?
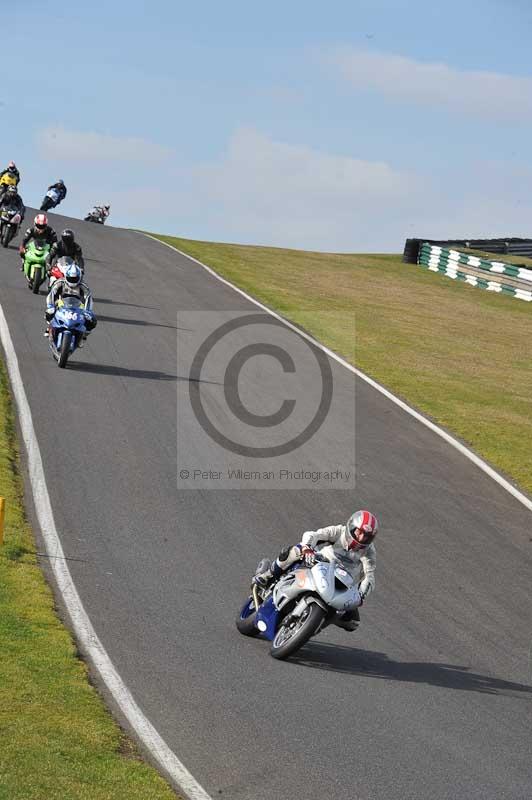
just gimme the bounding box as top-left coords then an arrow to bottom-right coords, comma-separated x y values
19,213 -> 58,257
254,509 -> 379,631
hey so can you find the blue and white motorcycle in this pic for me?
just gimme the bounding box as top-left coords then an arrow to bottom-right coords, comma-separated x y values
48,297 -> 93,368
40,187 -> 63,212
236,552 -> 361,660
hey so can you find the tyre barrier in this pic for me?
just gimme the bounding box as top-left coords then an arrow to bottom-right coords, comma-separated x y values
416,242 -> 532,303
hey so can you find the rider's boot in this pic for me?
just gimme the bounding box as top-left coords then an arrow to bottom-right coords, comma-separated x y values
335,608 -> 360,631
253,558 -> 273,588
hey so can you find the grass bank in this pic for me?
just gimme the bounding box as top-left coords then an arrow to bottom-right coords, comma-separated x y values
0,360 -> 180,799
155,234 -> 532,495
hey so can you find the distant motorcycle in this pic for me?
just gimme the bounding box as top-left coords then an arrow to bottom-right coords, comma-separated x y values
48,296 -> 93,368
236,552 -> 362,660
23,239 -> 51,294
0,206 -> 22,247
84,206 -> 108,224
40,187 -> 63,212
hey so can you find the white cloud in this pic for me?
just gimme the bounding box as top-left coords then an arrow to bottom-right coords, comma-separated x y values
187,128 -> 421,250
37,126 -> 172,163
328,47 -> 532,121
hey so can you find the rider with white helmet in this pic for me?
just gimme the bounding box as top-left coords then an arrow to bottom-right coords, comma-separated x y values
254,509 -> 379,631
44,262 -> 97,340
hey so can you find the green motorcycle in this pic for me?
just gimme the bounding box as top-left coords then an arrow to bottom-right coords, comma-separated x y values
23,239 -> 51,294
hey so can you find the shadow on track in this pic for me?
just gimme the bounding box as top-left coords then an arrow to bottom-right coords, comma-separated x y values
291,642 -> 532,697
96,314 -> 181,330
69,361 -> 222,385
68,362 -> 178,380
93,297 -> 159,310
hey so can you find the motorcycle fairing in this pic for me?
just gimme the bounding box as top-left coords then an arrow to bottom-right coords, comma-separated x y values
255,596 -> 279,641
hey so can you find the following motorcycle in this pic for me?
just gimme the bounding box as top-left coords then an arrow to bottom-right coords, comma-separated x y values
0,205 -> 22,247
48,296 -> 94,368
236,552 -> 361,660
48,255 -> 75,291
23,239 -> 51,294
40,187 -> 62,212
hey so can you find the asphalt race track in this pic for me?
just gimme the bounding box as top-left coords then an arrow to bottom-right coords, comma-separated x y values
0,210 -> 531,800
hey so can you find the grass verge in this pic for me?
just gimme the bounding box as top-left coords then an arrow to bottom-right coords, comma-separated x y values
0,359 -> 180,799
154,234 -> 532,495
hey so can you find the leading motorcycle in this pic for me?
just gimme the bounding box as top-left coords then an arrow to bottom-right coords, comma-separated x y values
236,552 -> 361,660
0,206 -> 22,247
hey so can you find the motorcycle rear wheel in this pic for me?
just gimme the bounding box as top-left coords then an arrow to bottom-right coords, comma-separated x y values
270,602 -> 326,660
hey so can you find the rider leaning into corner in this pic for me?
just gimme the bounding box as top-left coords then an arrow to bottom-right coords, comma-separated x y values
254,509 -> 378,632
47,179 -> 67,203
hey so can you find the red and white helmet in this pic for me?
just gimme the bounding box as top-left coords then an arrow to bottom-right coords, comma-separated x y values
342,509 -> 379,551
34,213 -> 48,230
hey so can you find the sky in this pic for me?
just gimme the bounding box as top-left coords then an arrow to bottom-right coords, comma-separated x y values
3,0 -> 532,252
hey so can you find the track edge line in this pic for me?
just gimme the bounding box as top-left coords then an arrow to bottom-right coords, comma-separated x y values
0,302 -> 213,800
141,231 -> 532,514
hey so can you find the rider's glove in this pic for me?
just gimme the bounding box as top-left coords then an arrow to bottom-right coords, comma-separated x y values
300,545 -> 316,567
45,309 -> 55,322
19,245 -> 25,256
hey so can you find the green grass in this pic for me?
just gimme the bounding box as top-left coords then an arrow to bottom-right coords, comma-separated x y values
155,234 -> 532,495
0,362 -> 181,800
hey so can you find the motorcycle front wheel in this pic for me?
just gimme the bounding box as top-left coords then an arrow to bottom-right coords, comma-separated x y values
58,332 -> 72,368
270,602 -> 326,660
235,597 -> 260,637
32,270 -> 42,294
1,228 -> 10,247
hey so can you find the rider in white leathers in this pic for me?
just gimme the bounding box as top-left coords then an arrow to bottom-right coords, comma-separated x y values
254,509 -> 378,631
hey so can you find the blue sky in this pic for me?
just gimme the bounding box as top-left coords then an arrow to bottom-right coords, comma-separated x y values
3,0 -> 532,250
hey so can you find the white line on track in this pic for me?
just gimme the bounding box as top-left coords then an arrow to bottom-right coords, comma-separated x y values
143,232 -> 532,514
0,303 -> 213,800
